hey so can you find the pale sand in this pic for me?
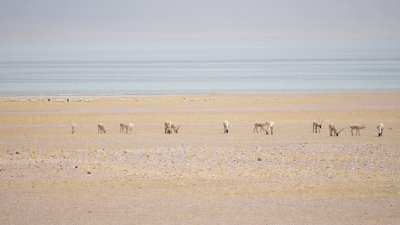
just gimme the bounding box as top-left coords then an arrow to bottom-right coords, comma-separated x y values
0,92 -> 399,225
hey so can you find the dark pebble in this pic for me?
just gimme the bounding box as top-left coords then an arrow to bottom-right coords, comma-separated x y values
75,166 -> 78,169
87,171 -> 91,174
16,151 -> 20,154
257,157 -> 262,161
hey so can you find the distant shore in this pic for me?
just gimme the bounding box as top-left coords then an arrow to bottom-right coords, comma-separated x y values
1,90 -> 399,99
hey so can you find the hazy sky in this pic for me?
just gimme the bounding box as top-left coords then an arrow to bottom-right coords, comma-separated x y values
1,0 -> 400,60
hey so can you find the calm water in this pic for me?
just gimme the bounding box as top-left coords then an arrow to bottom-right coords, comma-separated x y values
0,58 -> 399,96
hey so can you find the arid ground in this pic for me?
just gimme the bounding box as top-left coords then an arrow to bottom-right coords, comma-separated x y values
0,92 -> 399,225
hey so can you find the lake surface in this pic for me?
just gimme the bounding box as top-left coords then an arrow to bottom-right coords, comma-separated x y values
0,58 -> 399,96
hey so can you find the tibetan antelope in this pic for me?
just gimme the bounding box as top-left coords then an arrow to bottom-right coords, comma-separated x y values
223,120 -> 229,133
313,120 -> 323,133
329,123 -> 346,136
97,123 -> 106,134
164,121 -> 181,134
265,121 -> 274,135
253,122 -> 268,133
71,123 -> 76,134
350,124 -> 365,136
377,123 -> 384,137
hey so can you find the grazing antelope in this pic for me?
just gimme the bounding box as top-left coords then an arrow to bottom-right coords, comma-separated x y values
171,123 -> 181,133
120,122 -> 134,134
223,120 -> 229,133
377,123 -> 384,137
329,123 -> 346,136
165,121 -> 172,134
97,123 -> 106,134
313,120 -> 323,133
164,121 -> 181,134
350,124 -> 365,136
253,122 -> 268,133
265,121 -> 274,135
71,123 -> 76,134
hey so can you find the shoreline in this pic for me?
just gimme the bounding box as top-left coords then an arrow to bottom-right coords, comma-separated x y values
1,90 -> 400,99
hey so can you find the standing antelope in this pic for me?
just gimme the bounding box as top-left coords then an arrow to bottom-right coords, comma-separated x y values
329,123 -> 346,136
253,122 -> 267,133
97,123 -> 106,134
265,121 -> 274,135
120,123 -> 126,133
127,123 -> 134,133
377,123 -> 384,137
223,120 -> 229,133
313,120 -> 323,133
350,124 -> 365,136
71,123 -> 77,134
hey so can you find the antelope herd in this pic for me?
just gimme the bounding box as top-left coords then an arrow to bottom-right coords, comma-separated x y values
70,120 -> 385,137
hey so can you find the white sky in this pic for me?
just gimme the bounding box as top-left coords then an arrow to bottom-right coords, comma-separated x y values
1,0 -> 399,60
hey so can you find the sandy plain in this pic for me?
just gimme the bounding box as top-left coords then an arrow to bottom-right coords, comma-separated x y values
0,92 -> 399,225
